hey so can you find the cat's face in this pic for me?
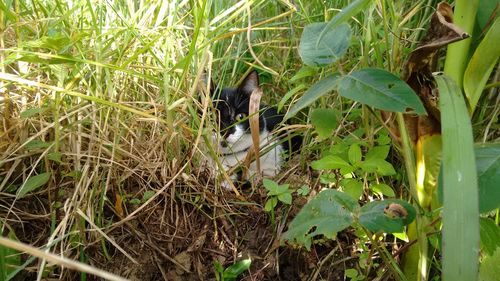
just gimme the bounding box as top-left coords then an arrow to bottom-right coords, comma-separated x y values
212,71 -> 266,153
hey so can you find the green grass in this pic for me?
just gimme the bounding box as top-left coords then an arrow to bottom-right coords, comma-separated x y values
0,0 -> 498,280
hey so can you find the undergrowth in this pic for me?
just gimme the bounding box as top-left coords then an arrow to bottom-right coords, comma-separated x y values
0,0 -> 498,280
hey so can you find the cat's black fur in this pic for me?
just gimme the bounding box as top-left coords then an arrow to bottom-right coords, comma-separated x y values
210,70 -> 300,188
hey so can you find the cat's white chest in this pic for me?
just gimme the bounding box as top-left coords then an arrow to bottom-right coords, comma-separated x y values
219,141 -> 284,177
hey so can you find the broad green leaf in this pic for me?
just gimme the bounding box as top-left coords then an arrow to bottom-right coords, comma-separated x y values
341,178 -> 363,200
17,172 -> 51,198
48,152 -> 63,164
359,158 -> 396,176
464,17 -> 500,113
285,74 -> 340,120
311,155 -> 354,173
282,189 -> 358,250
278,193 -> 292,205
480,218 -> 500,256
223,258 -> 252,280
263,178 -> 279,192
265,198 -> 277,212
310,109 -> 339,139
436,74 -> 479,281
348,144 -> 362,165
370,183 -> 395,197
20,107 -> 48,118
317,0 -> 372,44
479,248 -> 500,281
476,0 -> 498,30
365,146 -> 390,161
268,184 -> 290,196
299,23 -> 351,67
337,68 -> 426,115
358,200 -> 416,233
475,143 -> 500,213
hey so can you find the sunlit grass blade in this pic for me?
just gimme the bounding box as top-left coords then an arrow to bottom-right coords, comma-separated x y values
435,73 -> 479,281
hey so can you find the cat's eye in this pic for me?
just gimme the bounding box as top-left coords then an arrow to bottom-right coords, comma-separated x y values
235,113 -> 247,121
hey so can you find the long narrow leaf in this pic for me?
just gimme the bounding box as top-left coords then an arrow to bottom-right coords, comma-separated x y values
436,74 -> 479,281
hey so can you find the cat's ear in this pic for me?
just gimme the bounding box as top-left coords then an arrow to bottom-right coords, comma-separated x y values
237,70 -> 260,95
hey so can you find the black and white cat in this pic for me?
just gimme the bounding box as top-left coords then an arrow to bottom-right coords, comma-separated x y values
210,70 -> 299,189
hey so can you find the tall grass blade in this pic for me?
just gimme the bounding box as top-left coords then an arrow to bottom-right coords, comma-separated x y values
435,73 -> 479,281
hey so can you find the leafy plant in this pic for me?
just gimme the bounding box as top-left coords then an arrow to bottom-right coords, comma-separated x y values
263,179 -> 293,212
214,259 -> 251,281
283,189 -> 416,250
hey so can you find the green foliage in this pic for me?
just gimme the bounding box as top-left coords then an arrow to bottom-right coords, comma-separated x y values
337,68 -> 426,115
345,268 -> 364,281
475,143 -> 500,213
479,248 -> 500,281
283,189 -> 415,250
214,259 -> 251,281
285,74 -> 340,120
16,172 -> 52,198
0,228 -> 21,280
436,74 -> 480,281
358,200 -> 416,233
464,17 -> 500,113
263,179 -> 293,212
479,218 -> 500,256
299,23 -> 351,67
310,109 -> 339,139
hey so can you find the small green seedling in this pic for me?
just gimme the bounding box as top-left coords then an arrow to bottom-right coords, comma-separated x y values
263,179 -> 293,212
214,258 -> 251,281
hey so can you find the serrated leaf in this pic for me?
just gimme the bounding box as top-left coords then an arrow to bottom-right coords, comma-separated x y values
370,183 -> 395,197
480,218 -> 500,256
285,74 -> 340,120
337,68 -> 426,114
283,189 -> 358,250
475,143 -> 500,213
311,155 -> 354,173
365,146 -> 390,161
348,144 -> 362,165
341,178 -> 363,200
17,172 -> 51,198
299,23 -> 351,67
358,200 -> 416,233
310,108 -> 339,139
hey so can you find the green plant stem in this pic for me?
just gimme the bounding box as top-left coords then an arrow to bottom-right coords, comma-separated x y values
443,0 -> 479,87
396,113 -> 428,281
